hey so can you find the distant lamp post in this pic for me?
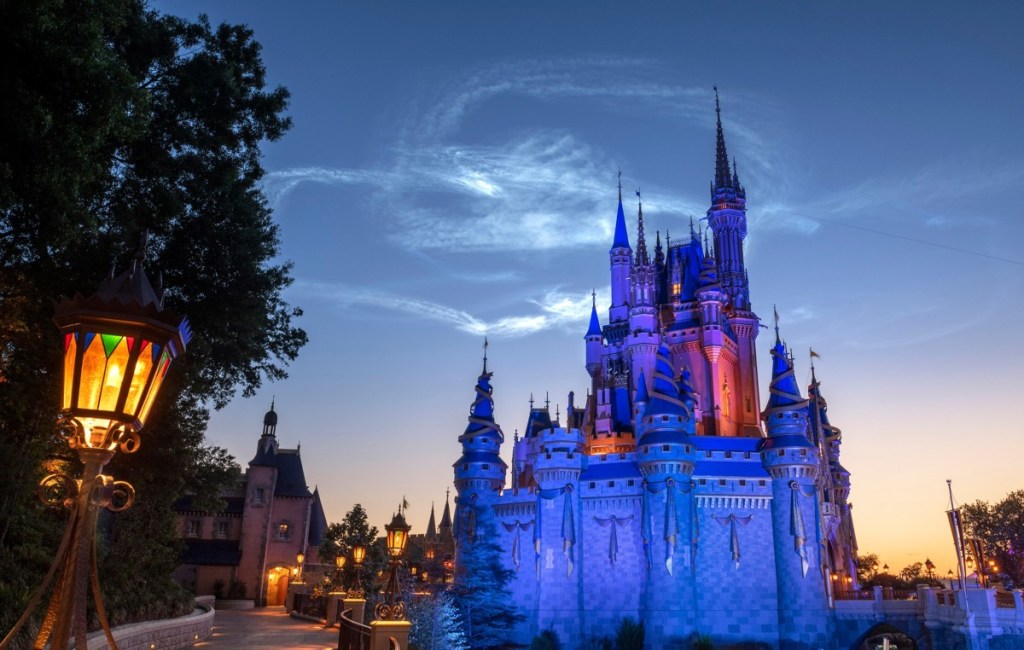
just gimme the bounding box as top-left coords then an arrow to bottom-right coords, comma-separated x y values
882,563 -> 889,573
296,552 -> 306,583
334,554 -> 346,592
376,509 -> 411,620
1,241 -> 189,650
348,544 -> 367,598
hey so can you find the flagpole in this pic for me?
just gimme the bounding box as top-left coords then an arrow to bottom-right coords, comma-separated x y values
946,479 -> 968,591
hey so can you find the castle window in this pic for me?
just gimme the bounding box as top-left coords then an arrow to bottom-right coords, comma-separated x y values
463,464 -> 468,470
253,487 -> 265,505
483,464 -> 490,470
724,451 -> 732,459
759,480 -> 766,487
589,482 -> 596,489
699,479 -> 707,486
739,480 -> 746,486
800,449 -> 807,457
705,451 -> 712,458
215,521 -> 229,539
628,480 -> 635,486
608,481 -> 615,487
276,523 -> 290,540
662,445 -> 670,452
778,450 -> 784,457
744,452 -> 751,459
187,520 -> 201,538
746,397 -> 751,413
718,479 -> 726,486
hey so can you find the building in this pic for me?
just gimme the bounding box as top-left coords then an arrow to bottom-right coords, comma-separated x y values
451,93 -> 859,649
173,404 -> 328,606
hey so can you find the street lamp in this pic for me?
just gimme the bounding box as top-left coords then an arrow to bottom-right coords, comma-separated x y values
348,544 -> 367,598
296,552 -> 306,583
376,510 -> 411,620
334,554 -> 347,592
1,245 -> 189,650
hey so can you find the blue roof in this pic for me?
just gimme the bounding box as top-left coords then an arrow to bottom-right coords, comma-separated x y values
693,461 -> 768,479
638,429 -> 690,446
765,339 -> 806,411
758,434 -> 814,450
635,370 -> 649,403
453,450 -> 508,468
274,451 -> 312,498
586,302 -> 602,337
580,460 -> 642,481
644,344 -> 688,419
690,436 -> 761,452
610,197 -> 631,252
308,489 -> 328,546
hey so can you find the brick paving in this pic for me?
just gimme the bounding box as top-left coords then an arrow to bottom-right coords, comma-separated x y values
193,607 -> 338,650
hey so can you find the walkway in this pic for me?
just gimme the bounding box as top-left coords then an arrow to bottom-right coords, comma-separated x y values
193,607 -> 338,650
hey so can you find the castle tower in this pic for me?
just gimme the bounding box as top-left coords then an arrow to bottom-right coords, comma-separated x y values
453,348 -> 508,547
585,292 -> 603,378
759,333 -> 832,647
627,193 -> 659,400
609,179 -> 632,324
438,490 -> 453,542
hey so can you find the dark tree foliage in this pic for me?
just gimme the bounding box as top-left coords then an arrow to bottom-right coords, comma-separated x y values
962,490 -> 1024,588
0,0 -> 304,636
452,501 -> 523,650
320,504 -> 389,595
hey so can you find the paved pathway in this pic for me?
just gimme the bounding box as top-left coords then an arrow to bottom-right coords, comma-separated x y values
194,607 -> 338,650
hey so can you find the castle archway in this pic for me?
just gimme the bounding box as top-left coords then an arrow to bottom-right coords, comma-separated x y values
853,623 -> 917,650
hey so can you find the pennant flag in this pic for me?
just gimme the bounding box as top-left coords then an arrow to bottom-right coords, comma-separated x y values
562,490 -> 576,577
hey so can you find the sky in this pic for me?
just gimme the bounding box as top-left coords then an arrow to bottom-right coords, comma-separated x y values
153,1 -> 1024,576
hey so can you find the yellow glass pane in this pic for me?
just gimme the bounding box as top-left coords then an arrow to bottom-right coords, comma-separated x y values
62,334 -> 77,411
77,334 -> 106,410
124,340 -> 154,417
137,352 -> 168,426
97,337 -> 130,412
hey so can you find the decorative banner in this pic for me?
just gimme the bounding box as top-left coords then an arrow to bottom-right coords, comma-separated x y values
665,479 -> 679,576
691,490 -> 700,574
501,520 -> 534,572
562,486 -> 576,577
594,515 -> 634,566
535,485 -> 572,579
641,483 -> 653,575
790,481 -> 815,577
640,478 -> 695,577
712,514 -> 753,569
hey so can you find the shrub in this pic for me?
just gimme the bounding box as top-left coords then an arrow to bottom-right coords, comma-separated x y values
531,629 -> 561,650
616,617 -> 644,650
211,579 -> 226,600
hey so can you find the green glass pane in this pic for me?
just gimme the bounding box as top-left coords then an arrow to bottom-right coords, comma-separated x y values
101,333 -> 124,358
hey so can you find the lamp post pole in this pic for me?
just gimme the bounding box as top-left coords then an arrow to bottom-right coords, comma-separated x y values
348,545 -> 366,598
376,509 -> 411,621
0,242 -> 190,650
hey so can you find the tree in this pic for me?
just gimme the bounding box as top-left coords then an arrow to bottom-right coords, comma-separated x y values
409,591 -> 469,650
452,501 -> 523,649
855,553 -> 879,584
321,504 -> 388,594
962,490 -> 1024,588
0,0 -> 304,634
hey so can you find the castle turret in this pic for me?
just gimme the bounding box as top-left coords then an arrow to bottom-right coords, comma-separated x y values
585,292 -> 603,377
627,192 -> 659,398
759,333 -> 832,647
453,351 -> 507,507
609,179 -> 631,324
706,87 -> 749,310
696,256 -> 730,436
637,344 -> 697,483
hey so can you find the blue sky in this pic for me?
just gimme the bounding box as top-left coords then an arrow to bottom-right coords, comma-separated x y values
155,1 -> 1024,572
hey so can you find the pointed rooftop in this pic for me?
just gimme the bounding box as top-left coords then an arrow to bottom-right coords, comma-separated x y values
635,190 -> 650,265
644,344 -> 689,419
439,490 -> 453,533
635,369 -> 650,405
764,338 -> 808,414
426,502 -> 437,539
458,349 -> 504,444
713,86 -> 732,191
585,291 -> 602,338
610,175 -> 631,252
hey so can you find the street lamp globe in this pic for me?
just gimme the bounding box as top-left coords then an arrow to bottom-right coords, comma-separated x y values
353,544 -> 367,566
386,511 -> 411,558
336,555 -> 346,569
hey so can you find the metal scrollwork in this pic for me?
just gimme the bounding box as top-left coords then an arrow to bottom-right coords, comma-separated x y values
88,475 -> 136,512
55,411 -> 84,448
374,600 -> 406,621
113,424 -> 141,454
37,473 -> 79,509
345,587 -> 365,599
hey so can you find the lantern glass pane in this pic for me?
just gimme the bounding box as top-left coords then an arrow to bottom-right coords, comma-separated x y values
77,334 -> 107,410
137,350 -> 169,426
97,336 -> 129,412
62,334 -> 77,410
124,340 -> 154,416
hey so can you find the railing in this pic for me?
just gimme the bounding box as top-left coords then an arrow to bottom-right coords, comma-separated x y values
995,591 -> 1016,608
885,588 -> 918,601
936,591 -> 956,606
834,589 -> 874,601
338,608 -> 371,650
293,593 -> 327,620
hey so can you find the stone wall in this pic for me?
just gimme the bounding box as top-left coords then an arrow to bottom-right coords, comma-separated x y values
86,602 -> 214,650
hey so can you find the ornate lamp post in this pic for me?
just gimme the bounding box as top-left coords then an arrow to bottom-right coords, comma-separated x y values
1,248 -> 190,650
348,544 -> 367,598
296,551 -> 306,583
376,510 -> 411,620
335,554 -> 347,591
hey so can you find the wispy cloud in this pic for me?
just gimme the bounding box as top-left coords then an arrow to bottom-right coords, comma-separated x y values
298,280 -> 609,339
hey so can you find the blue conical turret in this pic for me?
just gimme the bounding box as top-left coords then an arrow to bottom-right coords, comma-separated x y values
638,344 -> 696,482
609,177 -> 632,323
453,348 -> 507,504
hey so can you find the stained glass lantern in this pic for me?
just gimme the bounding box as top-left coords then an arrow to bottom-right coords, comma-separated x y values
336,555 -> 346,569
352,544 -> 366,566
53,254 -> 190,452
385,511 -> 411,558
296,552 -> 305,566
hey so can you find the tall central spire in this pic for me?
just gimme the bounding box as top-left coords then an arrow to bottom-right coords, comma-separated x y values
714,86 -> 732,191
635,189 -> 649,265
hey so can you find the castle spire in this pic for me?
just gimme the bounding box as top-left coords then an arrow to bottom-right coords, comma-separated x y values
611,173 -> 630,252
713,86 -> 732,191
635,190 -> 649,265
586,290 -> 602,337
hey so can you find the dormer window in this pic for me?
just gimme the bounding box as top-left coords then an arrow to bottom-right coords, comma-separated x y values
253,487 -> 266,505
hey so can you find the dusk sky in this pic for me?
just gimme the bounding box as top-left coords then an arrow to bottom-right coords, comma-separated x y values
154,1 -> 1023,575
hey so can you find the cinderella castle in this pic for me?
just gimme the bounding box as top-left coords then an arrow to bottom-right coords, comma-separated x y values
450,93 -> 860,649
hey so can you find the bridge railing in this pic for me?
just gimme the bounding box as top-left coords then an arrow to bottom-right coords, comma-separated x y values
338,608 -> 371,650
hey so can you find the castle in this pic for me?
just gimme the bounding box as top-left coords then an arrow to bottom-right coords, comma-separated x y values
451,94 -> 859,649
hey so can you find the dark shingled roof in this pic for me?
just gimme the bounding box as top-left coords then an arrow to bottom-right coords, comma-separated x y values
180,540 -> 242,566
250,437 -> 277,466
308,488 -> 328,546
273,450 -> 311,497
